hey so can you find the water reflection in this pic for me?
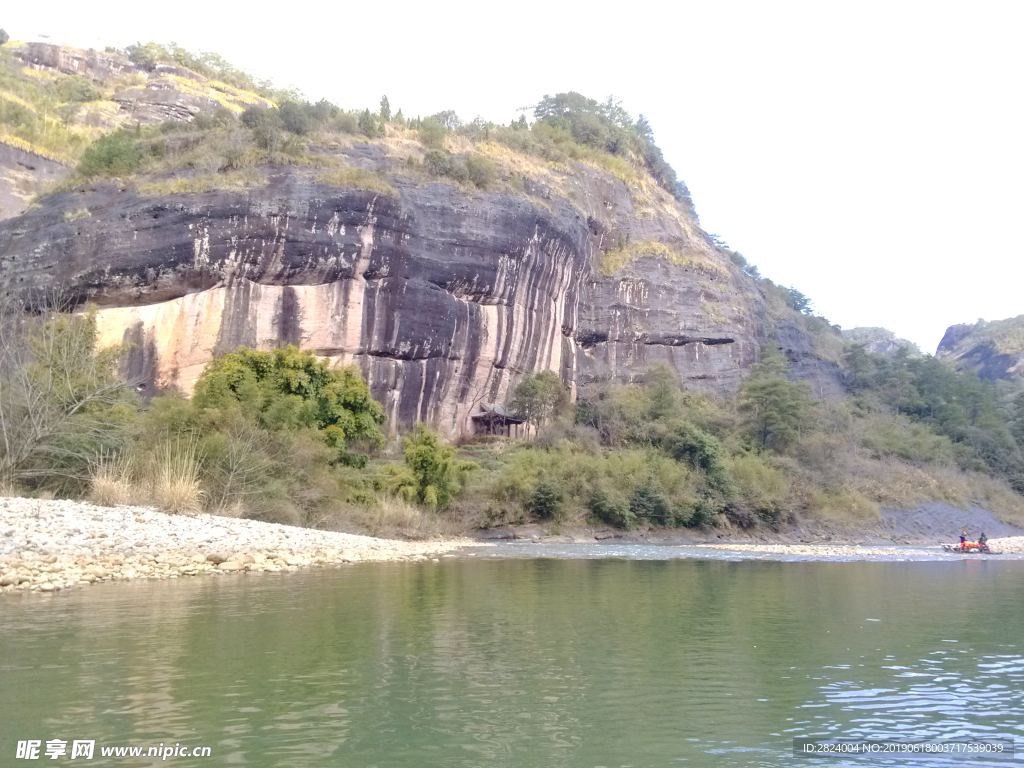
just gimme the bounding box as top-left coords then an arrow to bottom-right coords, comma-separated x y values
1,559 -> 1023,767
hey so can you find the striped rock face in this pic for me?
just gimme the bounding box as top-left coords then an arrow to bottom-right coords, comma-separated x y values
0,163 -> 782,437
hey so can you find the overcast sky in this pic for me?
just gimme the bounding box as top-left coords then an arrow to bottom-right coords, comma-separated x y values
5,1 -> 1022,353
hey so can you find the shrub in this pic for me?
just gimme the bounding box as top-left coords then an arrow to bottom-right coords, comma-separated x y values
629,485 -> 675,525
77,131 -> 143,176
424,149 -> 451,176
0,306 -> 134,494
278,101 -> 311,135
402,424 -> 477,511
332,113 -> 358,133
590,488 -> 635,529
664,423 -> 732,494
527,480 -> 564,520
253,124 -> 281,151
358,109 -> 379,138
55,76 -> 103,103
240,106 -> 278,130
419,118 -> 447,148
466,153 -> 496,188
0,30 -> 8,46
192,345 -> 386,455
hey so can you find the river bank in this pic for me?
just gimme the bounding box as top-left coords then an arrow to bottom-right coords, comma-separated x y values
476,501 -> 1024,548
5,497 -> 1024,596
0,497 -> 482,595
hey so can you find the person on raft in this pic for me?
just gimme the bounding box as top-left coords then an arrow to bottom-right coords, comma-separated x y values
979,532 -> 988,548
960,529 -> 968,546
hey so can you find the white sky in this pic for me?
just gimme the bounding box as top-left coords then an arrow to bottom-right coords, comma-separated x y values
5,0 -> 1022,353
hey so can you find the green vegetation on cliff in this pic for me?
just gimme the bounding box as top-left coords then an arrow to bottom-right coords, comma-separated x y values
944,316 -> 1024,356
2,298 -> 1023,535
1,40 -> 698,229
458,341 -> 1024,531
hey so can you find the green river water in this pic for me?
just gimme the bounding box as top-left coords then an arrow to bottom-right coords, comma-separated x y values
2,547 -> 1023,766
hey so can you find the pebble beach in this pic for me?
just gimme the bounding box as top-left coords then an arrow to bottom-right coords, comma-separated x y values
0,497 -> 482,595
4,498 -> 1024,597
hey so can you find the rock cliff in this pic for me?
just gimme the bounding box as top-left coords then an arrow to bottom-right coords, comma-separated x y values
0,142 -> 66,220
0,150 -> 797,436
936,317 -> 1024,385
0,43 -> 844,437
15,43 -> 272,125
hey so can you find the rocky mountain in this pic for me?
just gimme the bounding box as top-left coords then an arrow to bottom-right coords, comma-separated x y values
0,42 -> 844,438
842,326 -> 921,356
1,41 -> 272,220
936,316 -> 1024,385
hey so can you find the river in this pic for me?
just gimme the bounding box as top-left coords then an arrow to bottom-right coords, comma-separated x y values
2,548 -> 1023,766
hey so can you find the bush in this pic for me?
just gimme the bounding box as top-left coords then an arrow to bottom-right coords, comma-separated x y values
55,76 -> 103,103
0,30 -> 8,46
527,480 -> 564,520
664,423 -> 732,493
0,306 -> 134,494
630,485 -> 675,525
192,345 -> 386,455
419,118 -> 446,148
77,131 -> 143,176
402,424 -> 477,511
466,153 -> 496,188
423,149 -> 451,176
358,109 -> 379,138
332,113 -> 358,133
278,101 -> 311,135
240,106 -> 278,130
590,488 -> 635,529
250,124 -> 279,151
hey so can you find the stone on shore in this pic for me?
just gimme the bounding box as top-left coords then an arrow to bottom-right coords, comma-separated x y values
0,497 -> 481,596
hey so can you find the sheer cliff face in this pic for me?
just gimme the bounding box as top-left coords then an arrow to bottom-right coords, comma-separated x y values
0,164 -> 767,436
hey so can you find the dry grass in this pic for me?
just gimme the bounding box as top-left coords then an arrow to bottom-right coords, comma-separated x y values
475,141 -> 555,181
0,89 -> 36,111
166,74 -> 270,113
87,451 -> 137,507
599,239 -> 729,279
348,495 -> 471,539
138,168 -> 267,196
317,166 -> 396,196
64,207 -> 90,222
152,438 -> 205,514
806,487 -> 880,522
0,134 -> 71,164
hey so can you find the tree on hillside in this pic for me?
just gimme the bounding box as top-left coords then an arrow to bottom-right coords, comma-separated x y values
379,95 -> 391,122
0,305 -> 134,492
511,371 -> 569,434
738,354 -> 813,451
786,287 -> 814,314
635,114 -> 654,143
0,30 -> 9,46
191,346 -> 386,456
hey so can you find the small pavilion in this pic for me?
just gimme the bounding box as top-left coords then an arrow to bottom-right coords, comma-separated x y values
471,403 -> 525,437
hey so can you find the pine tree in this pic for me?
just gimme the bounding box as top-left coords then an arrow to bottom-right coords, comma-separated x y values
738,354 -> 813,451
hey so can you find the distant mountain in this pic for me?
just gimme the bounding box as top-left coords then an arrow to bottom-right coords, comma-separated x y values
936,316 -> 1024,385
842,327 -> 921,357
